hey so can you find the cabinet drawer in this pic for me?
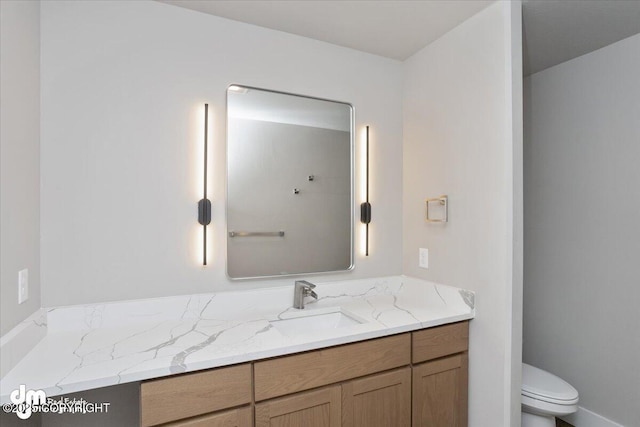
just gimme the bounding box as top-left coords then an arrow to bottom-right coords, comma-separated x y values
412,321 -> 469,364
254,333 -> 411,401
141,364 -> 252,426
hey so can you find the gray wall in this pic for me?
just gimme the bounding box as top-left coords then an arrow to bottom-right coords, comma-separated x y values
524,33 -> 640,427
0,0 -> 41,335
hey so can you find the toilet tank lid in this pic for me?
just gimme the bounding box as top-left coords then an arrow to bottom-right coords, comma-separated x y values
522,363 -> 579,403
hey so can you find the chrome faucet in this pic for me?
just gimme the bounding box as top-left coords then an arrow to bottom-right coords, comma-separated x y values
293,280 -> 318,309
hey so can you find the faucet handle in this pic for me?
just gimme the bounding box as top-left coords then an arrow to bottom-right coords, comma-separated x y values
295,280 -> 316,289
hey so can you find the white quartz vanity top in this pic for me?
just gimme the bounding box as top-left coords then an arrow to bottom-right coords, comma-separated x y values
0,276 -> 474,403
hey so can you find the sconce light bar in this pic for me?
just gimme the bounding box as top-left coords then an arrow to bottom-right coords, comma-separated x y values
360,125 -> 371,256
198,103 -> 212,265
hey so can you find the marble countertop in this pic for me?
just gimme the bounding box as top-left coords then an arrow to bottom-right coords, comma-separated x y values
0,275 -> 474,404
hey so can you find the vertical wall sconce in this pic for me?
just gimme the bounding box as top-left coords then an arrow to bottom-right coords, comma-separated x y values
198,103 -> 211,266
360,125 -> 372,256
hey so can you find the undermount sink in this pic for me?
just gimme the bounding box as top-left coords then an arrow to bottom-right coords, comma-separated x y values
270,310 -> 363,336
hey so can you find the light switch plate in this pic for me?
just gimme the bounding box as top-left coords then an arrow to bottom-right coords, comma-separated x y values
419,248 -> 429,269
18,269 -> 29,304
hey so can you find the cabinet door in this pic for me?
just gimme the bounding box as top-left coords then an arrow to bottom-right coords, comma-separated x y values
164,406 -> 252,427
412,353 -> 468,427
342,367 -> 411,427
255,386 -> 341,427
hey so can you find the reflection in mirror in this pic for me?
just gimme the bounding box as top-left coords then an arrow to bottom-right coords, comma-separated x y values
226,86 -> 353,279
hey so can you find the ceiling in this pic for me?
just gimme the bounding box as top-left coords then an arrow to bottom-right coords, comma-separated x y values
158,0 -> 493,60
160,0 -> 640,75
523,0 -> 640,75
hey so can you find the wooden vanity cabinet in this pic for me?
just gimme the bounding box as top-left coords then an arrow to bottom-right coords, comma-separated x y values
140,321 -> 469,427
411,321 -> 469,427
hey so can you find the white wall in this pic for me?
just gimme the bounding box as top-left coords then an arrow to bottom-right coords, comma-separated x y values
524,34 -> 640,427
0,0 -> 41,336
403,2 -> 522,426
40,0 -> 403,307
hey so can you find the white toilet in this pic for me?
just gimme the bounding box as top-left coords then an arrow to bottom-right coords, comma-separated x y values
521,363 -> 579,427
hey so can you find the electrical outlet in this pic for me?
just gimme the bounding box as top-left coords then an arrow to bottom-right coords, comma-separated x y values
18,269 -> 29,304
419,248 -> 429,269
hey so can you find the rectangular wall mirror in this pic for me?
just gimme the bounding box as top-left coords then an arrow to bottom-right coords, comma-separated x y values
226,85 -> 354,279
